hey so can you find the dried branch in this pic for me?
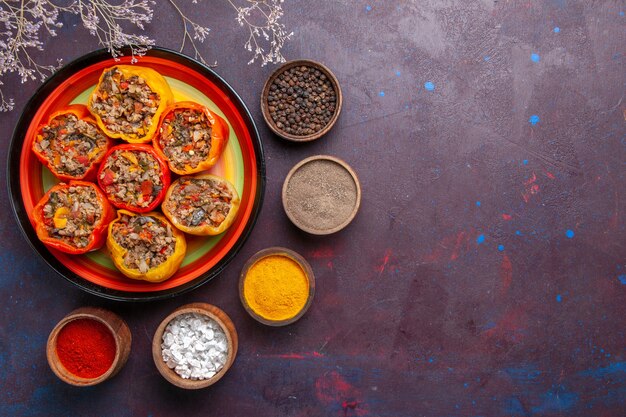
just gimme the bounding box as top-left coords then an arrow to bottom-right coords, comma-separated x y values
0,79 -> 14,111
168,0 -> 211,65
0,0 -> 292,112
228,0 -> 292,66
0,0 -> 63,85
73,0 -> 155,62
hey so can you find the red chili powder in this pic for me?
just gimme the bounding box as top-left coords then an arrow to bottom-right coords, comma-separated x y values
55,318 -> 116,379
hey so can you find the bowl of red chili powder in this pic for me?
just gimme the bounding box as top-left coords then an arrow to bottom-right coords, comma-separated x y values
47,307 -> 131,386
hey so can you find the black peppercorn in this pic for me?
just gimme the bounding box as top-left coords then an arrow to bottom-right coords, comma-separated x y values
267,64 -> 337,137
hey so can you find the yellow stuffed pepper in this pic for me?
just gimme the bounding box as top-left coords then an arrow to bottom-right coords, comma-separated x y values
162,174 -> 240,236
88,65 -> 174,143
107,209 -> 186,282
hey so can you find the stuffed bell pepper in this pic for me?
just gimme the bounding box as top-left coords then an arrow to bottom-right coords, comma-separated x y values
107,210 -> 186,282
153,101 -> 229,175
31,104 -> 112,181
87,65 -> 174,143
97,144 -> 171,213
32,181 -> 115,254
162,174 -> 240,236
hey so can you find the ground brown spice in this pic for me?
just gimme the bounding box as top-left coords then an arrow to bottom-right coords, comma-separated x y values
284,159 -> 358,232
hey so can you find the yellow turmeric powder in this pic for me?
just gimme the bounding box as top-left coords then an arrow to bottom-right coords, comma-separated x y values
243,254 -> 309,321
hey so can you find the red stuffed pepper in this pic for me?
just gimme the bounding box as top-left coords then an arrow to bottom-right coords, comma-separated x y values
153,101 -> 229,175
97,144 -> 171,213
31,104 -> 112,181
31,181 -> 115,254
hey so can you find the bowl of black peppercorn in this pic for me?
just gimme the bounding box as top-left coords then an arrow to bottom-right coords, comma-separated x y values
261,59 -> 342,142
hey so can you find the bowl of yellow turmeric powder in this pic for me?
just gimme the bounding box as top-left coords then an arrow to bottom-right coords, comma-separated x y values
239,247 -> 315,326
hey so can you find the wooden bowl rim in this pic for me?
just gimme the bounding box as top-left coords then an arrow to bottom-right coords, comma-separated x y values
46,307 -> 129,387
260,59 -> 342,142
152,302 -> 238,389
282,155 -> 361,235
239,246 -> 316,326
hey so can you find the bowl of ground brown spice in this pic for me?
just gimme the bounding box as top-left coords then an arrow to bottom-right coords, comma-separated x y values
282,155 -> 361,235
261,60 -> 342,142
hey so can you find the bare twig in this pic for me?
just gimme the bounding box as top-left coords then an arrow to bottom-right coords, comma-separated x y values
168,0 -> 212,66
227,0 -> 292,66
0,0 -> 292,112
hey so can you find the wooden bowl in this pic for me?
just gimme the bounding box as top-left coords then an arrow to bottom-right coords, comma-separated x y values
152,303 -> 238,389
261,59 -> 342,142
239,247 -> 315,326
47,307 -> 131,387
282,155 -> 361,235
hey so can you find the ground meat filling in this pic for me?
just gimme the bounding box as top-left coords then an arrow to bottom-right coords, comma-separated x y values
159,108 -> 213,170
90,67 -> 160,137
164,178 -> 233,228
99,150 -> 164,208
41,186 -> 102,248
111,213 -> 176,274
34,114 -> 109,177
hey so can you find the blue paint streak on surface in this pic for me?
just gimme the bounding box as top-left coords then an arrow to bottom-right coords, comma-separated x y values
505,366 -> 542,383
554,27 -> 560,33
498,244 -> 505,252
579,362 -> 626,379
424,81 -> 435,91
0,252 -> 20,289
531,387 -> 579,414
0,403 -> 28,417
556,294 -> 562,302
585,385 -> 626,410
529,115 -> 540,125
566,229 -> 575,238
379,91 -> 385,97
477,234 -> 485,244
482,320 -> 496,330
505,387 -> 580,416
618,275 -> 626,285
476,201 -> 481,207
531,53 -> 540,62
32,386 -> 56,405
505,397 -> 526,415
